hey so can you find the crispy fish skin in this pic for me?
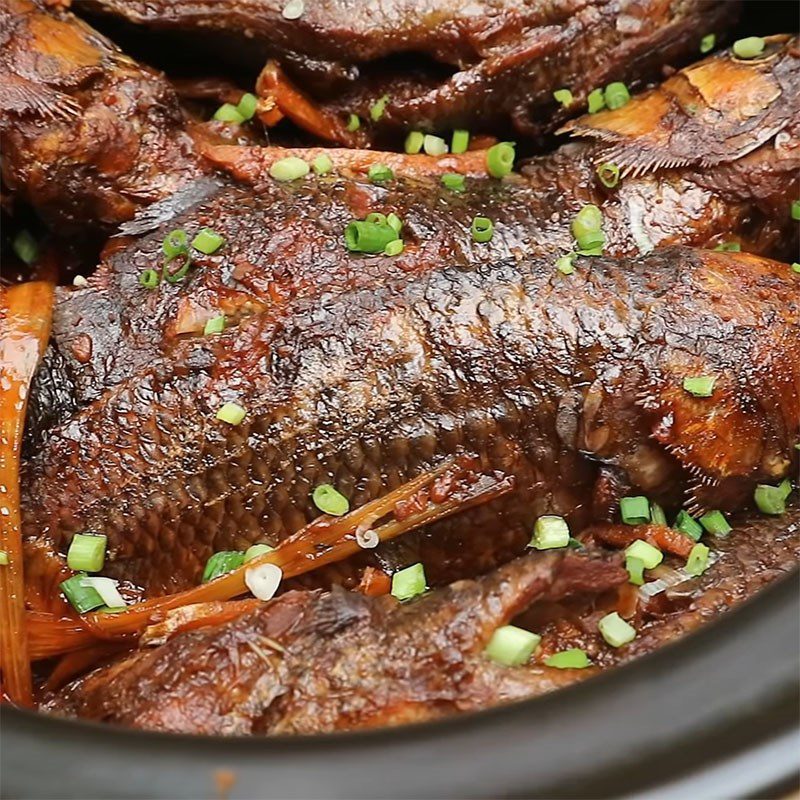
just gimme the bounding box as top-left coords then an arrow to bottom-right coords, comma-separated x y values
45,550 -> 626,734
21,248 -> 800,595
28,35 -> 800,439
0,0 -> 201,229
78,0 -> 739,139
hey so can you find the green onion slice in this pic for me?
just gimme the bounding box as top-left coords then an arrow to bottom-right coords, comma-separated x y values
312,484 -> 350,516
204,315 -> 226,336
213,103 -> 245,124
391,562 -> 427,601
553,88 -> 573,107
604,82 -> 630,110
587,88 -> 606,114
312,154 -> 333,175
732,36 -> 765,59
441,173 -> 465,192
792,200 -> 800,221
346,113 -> 361,132
344,220 -> 400,254
626,556 -> 645,586
369,94 -> 389,122
386,213 -> 403,234
624,539 -> 663,570
384,239 -> 404,256
162,251 -> 193,283
236,92 -> 258,121
556,253 -> 576,275
202,551 -> 245,583
367,163 -> 394,184
423,134 -> 448,156
191,228 -> 225,255
486,142 -> 515,178
685,542 -> 710,576
792,263 -> 800,274
649,502 -> 667,526
471,216 -> 494,243
60,574 -> 105,613
0,551 -> 8,566
713,241 -> 741,252
269,156 -> 310,182
244,543 -> 275,563
754,479 -> 791,516
139,269 -> 160,289
700,33 -> 716,53
216,402 -> 247,425
683,375 -> 716,397
484,625 -> 541,666
674,510 -> 704,541
597,162 -> 620,188
571,204 -> 604,252
529,515 -> 570,550
699,510 -> 732,537
545,648 -> 592,669
620,496 -> 650,525
598,611 -> 636,647
162,229 -> 189,258
404,131 -> 424,154
451,129 -> 470,154
66,533 -> 107,573
13,230 -> 38,265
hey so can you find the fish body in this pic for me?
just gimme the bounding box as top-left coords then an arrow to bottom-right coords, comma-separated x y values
21,248 -> 800,596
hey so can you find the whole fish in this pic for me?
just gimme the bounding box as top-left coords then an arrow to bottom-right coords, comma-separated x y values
21,247 -> 800,598
45,549 -> 627,734
77,0 -> 739,143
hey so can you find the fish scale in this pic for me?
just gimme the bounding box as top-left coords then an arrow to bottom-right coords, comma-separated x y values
21,247 -> 800,598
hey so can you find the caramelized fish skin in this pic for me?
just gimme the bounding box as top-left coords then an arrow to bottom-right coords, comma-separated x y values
21,248 -> 800,595
0,0 -> 201,229
45,551 -> 626,734
28,34 -> 800,436
78,0 -> 738,139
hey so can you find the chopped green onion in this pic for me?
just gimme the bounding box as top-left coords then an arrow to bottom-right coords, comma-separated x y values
236,93 -> 258,121
545,648 -> 592,669
529,515 -> 570,550
346,113 -> 361,132
312,483 -> 350,516
367,163 -> 394,184
13,230 -> 38,265
391,562 -> 427,601
139,269 -> 160,289
281,0 -> 304,20
553,88 -> 573,107
792,263 -> 800,274
202,551 -> 245,583
269,156 -> 310,182
792,200 -> 800,221
204,315 -> 226,335
571,204 -> 604,252
732,36 -> 765,59
162,229 -> 189,258
576,245 -> 603,257
471,216 -> 494,243
626,556 -> 645,586
451,129 -> 469,154
567,537 -> 584,550
66,533 -> 107,573
587,88 -> 606,114
625,539 -> 663,570
484,625 -> 541,666
365,212 -> 387,225
245,561 -> 283,600
699,510 -> 732,537
0,551 -> 7,566
162,251 -> 193,283
60,574 -> 105,613
685,542 -> 710,576
423,134 -> 448,156
216,402 -> 246,425
675,510 -> 704,541
369,94 -> 389,122
486,142 -> 515,178
620,496 -> 650,525
344,220 -> 400,253
556,253 -> 576,275
713,241 -> 740,252
683,375 -> 716,397
213,103 -> 245,124
384,239 -> 404,256
598,612 -> 636,647
312,154 -> 333,175
441,173 -> 466,192
191,228 -> 225,255
404,131 -> 424,154
649,502 -> 667,526
700,33 -> 716,53
604,82 -> 630,110
754,479 -> 791,515
386,213 -> 403,234
244,543 -> 275,562
596,162 -> 620,188
80,576 -> 125,608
